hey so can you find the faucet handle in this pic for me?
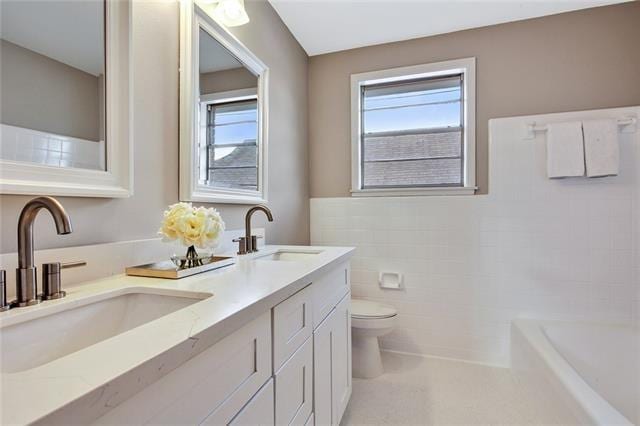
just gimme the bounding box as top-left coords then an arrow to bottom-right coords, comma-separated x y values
0,270 -> 9,312
232,237 -> 248,255
61,261 -> 87,269
41,261 -> 86,301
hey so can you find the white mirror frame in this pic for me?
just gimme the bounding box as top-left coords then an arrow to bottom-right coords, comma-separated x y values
179,1 -> 269,204
0,0 -> 133,198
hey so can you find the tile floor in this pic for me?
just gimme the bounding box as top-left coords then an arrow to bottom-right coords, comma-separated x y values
341,352 -> 578,425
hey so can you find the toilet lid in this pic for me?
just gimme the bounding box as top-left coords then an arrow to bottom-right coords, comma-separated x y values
351,299 -> 397,319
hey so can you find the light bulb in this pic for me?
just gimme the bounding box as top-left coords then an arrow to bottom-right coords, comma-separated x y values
222,0 -> 242,19
213,0 -> 249,27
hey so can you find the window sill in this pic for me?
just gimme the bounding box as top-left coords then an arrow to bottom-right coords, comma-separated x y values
350,186 -> 477,197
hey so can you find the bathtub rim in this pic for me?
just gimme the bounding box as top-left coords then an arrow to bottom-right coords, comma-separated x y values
511,319 -> 634,426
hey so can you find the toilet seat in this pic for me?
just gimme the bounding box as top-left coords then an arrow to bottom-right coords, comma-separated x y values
351,299 -> 397,319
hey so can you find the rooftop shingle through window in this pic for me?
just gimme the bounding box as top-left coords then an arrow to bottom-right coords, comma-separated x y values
209,142 -> 258,189
362,130 -> 462,187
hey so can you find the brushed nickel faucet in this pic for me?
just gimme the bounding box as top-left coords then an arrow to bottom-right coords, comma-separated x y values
235,205 -> 273,255
13,197 -> 72,307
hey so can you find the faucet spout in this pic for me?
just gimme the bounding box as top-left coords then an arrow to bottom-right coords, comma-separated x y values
18,197 -> 72,269
14,197 -> 72,307
244,205 -> 273,253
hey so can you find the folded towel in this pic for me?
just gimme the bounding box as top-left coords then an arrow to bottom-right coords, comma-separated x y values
583,118 -> 619,177
546,121 -> 585,178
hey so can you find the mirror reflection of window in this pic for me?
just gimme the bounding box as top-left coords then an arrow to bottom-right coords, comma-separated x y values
0,0 -> 106,171
198,27 -> 259,192
205,99 -> 258,190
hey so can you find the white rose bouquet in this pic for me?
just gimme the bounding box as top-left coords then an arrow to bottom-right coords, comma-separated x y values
159,202 -> 225,267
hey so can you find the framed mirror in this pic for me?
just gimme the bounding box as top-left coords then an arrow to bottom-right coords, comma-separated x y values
180,1 -> 268,204
0,0 -> 131,198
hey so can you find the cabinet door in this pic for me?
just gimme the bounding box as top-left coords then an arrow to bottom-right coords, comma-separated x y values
332,293 -> 352,424
313,309 -> 334,426
275,337 -> 313,425
313,293 -> 352,426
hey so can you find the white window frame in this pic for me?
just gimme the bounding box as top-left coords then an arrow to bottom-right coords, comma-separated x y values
350,57 -> 476,197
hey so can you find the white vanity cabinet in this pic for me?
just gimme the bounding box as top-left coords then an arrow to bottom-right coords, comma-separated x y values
271,261 -> 351,426
91,261 -> 351,426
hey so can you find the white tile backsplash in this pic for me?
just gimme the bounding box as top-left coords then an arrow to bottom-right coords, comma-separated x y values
311,106 -> 640,366
0,123 -> 105,170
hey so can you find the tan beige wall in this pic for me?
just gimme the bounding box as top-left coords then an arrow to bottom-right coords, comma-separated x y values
0,0 -> 309,253
200,66 -> 257,94
308,2 -> 640,197
0,39 -> 101,141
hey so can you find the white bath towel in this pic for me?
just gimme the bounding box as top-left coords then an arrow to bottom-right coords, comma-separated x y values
582,118 -> 619,177
546,121 -> 585,178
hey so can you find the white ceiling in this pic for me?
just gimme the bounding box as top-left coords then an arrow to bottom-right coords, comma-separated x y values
199,28 -> 246,74
0,1 -> 104,76
268,0 -> 631,56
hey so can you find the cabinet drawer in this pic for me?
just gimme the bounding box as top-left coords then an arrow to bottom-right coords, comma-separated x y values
275,337 -> 313,426
273,284 -> 312,372
311,263 -> 349,329
210,379 -> 274,426
93,311 -> 272,425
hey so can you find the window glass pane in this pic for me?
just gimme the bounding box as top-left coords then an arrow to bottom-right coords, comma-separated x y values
210,122 -> 257,145
363,158 -> 461,187
364,101 -> 460,133
209,167 -> 257,190
363,76 -> 462,134
361,74 -> 464,188
364,130 -> 461,162
210,145 -> 257,168
202,98 -> 258,190
214,102 -> 257,125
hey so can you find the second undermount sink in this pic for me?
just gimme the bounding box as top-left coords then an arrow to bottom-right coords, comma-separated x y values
0,288 -> 211,374
257,250 -> 323,262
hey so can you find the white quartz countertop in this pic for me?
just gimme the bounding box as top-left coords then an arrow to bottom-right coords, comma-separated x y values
0,245 -> 354,425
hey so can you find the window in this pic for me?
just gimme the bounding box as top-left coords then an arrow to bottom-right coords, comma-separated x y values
202,98 -> 258,191
351,58 -> 476,196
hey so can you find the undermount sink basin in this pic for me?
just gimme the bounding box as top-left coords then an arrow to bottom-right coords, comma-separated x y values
0,288 -> 211,374
257,250 -> 323,261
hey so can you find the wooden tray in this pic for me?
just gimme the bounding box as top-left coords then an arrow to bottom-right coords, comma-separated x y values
125,256 -> 235,279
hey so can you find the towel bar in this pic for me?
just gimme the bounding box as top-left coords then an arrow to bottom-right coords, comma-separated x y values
523,116 -> 637,139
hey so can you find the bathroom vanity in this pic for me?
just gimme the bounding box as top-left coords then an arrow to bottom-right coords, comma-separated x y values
0,246 -> 354,425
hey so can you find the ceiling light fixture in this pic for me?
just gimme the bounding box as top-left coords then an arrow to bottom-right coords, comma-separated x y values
202,0 -> 250,27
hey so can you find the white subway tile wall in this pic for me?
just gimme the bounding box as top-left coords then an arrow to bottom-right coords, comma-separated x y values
0,124 -> 105,170
311,106 -> 640,366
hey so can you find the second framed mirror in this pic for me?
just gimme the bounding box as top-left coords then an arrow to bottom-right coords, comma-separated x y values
179,1 -> 268,204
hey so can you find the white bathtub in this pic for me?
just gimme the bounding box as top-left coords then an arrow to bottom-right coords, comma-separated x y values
511,319 -> 639,425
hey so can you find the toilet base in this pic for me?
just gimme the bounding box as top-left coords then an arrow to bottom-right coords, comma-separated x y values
352,333 -> 384,379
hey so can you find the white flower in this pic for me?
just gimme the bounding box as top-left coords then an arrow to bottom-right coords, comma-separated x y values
159,203 -> 225,249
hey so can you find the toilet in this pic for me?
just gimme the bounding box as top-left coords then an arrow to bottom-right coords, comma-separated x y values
351,298 -> 397,379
